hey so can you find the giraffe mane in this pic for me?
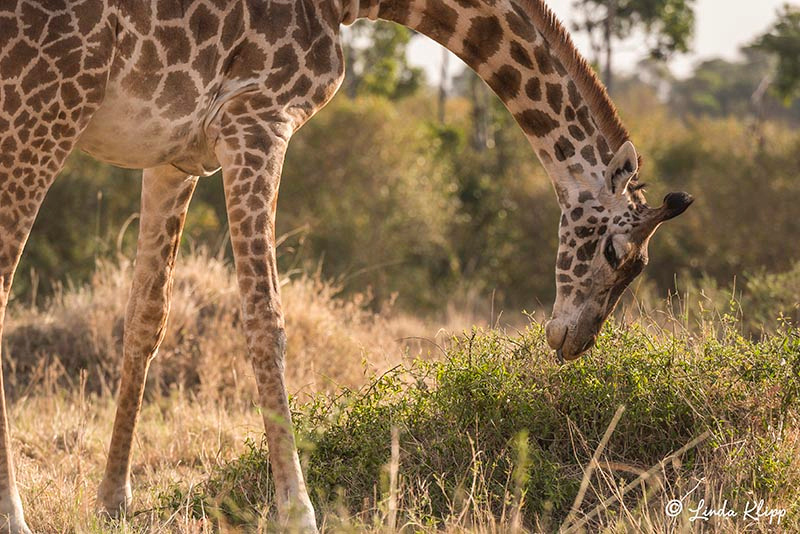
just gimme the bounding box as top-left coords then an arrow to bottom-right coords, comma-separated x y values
519,0 -> 632,156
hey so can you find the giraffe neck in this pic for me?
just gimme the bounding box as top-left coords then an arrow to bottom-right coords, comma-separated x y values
348,0 -> 629,197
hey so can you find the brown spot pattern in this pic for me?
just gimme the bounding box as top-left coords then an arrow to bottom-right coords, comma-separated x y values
490,65 -> 522,100
462,15 -> 503,64
517,109 -> 558,137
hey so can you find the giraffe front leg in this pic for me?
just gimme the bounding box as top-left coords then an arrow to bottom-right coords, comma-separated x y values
215,117 -> 316,532
0,98 -> 113,534
0,245 -> 39,534
0,284 -> 34,534
97,166 -> 198,516
0,149 -> 77,534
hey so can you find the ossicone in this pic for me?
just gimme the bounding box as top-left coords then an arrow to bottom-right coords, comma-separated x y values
661,192 -> 694,220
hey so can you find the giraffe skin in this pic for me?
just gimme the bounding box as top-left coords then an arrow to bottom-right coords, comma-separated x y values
0,0 -> 691,531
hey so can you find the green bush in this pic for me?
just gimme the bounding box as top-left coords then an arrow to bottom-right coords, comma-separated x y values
161,320 -> 800,530
632,259 -> 800,336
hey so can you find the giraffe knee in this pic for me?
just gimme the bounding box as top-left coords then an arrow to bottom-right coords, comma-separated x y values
123,313 -> 169,363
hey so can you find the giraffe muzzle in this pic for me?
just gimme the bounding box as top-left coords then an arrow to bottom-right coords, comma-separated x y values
545,319 -> 568,351
546,316 -> 601,361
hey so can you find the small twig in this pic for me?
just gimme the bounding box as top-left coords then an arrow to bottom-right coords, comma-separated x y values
563,405 -> 626,527
386,426 -> 400,530
561,430 -> 712,533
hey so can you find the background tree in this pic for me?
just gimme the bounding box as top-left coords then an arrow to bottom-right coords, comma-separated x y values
667,47 -> 800,125
571,0 -> 695,92
452,70 -> 492,151
669,51 -> 772,118
753,3 -> 800,104
342,21 -> 425,99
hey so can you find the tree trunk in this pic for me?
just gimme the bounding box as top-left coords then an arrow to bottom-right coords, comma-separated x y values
438,48 -> 449,124
343,28 -> 358,99
470,75 -> 490,152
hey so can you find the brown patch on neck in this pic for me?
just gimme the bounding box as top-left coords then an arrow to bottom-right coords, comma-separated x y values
518,0 -> 630,153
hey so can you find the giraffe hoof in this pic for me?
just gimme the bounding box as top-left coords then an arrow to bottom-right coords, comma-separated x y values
96,480 -> 132,519
0,517 -> 32,534
0,496 -> 31,534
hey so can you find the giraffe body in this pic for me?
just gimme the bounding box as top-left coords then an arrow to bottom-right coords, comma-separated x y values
76,0 -> 344,173
0,0 -> 691,531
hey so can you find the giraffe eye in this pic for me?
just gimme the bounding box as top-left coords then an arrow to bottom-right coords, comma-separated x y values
604,237 -> 619,269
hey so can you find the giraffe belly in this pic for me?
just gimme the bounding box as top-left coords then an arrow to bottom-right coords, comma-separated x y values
77,90 -> 220,175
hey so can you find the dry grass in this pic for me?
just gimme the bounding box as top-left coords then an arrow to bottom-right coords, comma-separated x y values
13,387 -> 259,533
5,249 -> 471,403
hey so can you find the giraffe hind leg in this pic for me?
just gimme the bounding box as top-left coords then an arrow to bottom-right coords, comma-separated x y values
97,166 -> 198,516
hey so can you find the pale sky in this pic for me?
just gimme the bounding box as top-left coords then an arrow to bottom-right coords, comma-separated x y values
407,0 -> 795,85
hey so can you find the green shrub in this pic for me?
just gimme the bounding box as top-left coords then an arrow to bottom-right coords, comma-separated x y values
161,320 -> 800,530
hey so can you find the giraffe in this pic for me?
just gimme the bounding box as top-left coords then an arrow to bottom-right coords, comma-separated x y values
0,0 -> 693,531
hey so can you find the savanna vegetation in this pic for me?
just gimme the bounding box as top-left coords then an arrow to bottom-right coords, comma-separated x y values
5,3 -> 800,533
8,252 -> 800,533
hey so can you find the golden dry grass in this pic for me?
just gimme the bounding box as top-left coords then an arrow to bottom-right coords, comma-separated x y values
6,249 -> 474,402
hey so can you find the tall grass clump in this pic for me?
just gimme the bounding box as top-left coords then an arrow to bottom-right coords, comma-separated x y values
163,320 -> 800,532
3,249 -> 432,402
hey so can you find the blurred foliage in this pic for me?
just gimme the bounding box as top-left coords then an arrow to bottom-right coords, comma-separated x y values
279,95 -> 457,309
635,261 -> 800,337
669,50 -> 771,118
754,3 -> 800,104
17,157 -> 226,300
342,21 -> 424,100
621,95 -> 800,292
668,48 -> 800,122
442,76 -> 560,308
12,17 -> 800,328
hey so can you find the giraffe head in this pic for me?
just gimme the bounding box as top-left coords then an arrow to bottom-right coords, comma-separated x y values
545,141 -> 692,361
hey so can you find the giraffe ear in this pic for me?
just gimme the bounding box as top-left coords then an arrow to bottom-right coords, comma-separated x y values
605,141 -> 639,195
